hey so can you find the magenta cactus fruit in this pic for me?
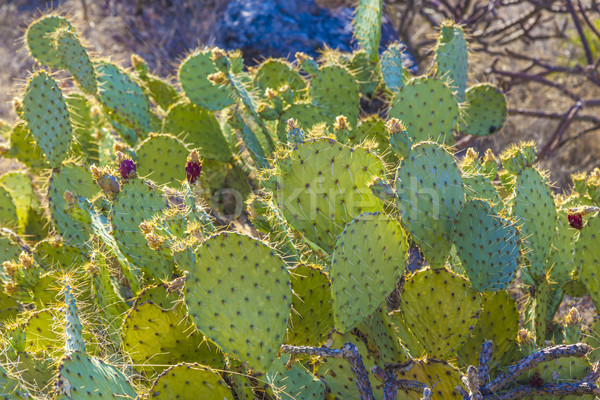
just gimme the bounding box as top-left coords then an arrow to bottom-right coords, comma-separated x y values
185,149 -> 202,184
117,152 -> 137,180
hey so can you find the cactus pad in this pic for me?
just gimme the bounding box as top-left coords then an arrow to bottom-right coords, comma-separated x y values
254,59 -> 306,95
149,363 -> 233,399
277,103 -> 328,140
5,123 -> 49,169
111,178 -> 173,281
435,21 -> 468,102
397,268 -> 481,359
179,49 -> 236,111
463,173 -> 502,206
0,184 -> 18,228
163,101 -> 232,162
460,84 -> 507,136
274,138 -> 385,252
389,77 -> 459,145
453,199 -> 519,292
396,359 -> 462,399
55,351 -> 137,399
22,71 -> 73,167
26,15 -> 73,68
310,66 -> 359,127
136,133 -> 188,186
267,354 -> 326,400
380,42 -> 405,92
48,165 -> 99,248
577,214 -> 600,308
286,264 -> 333,346
122,300 -> 224,374
54,28 -> 96,94
95,61 -> 151,143
353,0 -> 382,62
512,167 -> 557,279
331,212 -> 408,332
181,232 -> 292,371
395,142 -> 464,268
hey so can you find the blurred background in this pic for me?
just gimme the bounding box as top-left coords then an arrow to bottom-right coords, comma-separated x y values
1,0 -> 599,189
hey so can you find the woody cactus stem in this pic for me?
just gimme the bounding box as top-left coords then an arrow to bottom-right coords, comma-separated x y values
371,365 -> 429,400
280,343 -> 375,400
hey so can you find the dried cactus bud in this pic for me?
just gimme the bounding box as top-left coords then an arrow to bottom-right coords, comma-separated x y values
145,232 -> 165,250
278,84 -> 294,104
571,172 -> 587,195
286,118 -> 304,145
131,54 -> 148,75
3,261 -> 18,278
207,71 -> 228,85
91,165 -> 120,199
295,52 -> 309,64
13,97 -> 23,116
516,328 -> 537,354
265,88 -> 278,100
565,307 -> 582,326
63,190 -> 76,205
4,281 -> 16,296
186,150 -> 202,185
333,115 -> 350,142
563,307 -> 582,344
18,253 -> 33,270
139,221 -> 154,235
482,148 -> 498,178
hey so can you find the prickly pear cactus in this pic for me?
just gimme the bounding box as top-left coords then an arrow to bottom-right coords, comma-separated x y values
434,21 -> 468,102
149,363 -> 233,399
135,133 -> 188,186
273,138 -> 385,253
179,232 -> 292,371
460,84 -> 507,136
331,212 -> 408,332
395,142 -> 464,268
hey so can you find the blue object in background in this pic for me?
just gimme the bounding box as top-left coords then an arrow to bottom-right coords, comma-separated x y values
215,0 -> 418,74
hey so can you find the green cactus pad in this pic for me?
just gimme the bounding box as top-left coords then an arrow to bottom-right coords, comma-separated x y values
138,72 -> 179,111
435,21 -> 468,102
331,212 -> 408,332
24,309 -> 60,354
163,101 -> 232,162
396,359 -> 462,399
0,289 -> 19,325
0,172 -> 38,233
310,66 -> 360,127
460,84 -> 507,136
577,214 -> 600,308
396,268 -> 481,359
5,122 -> 49,169
380,42 -> 405,92
0,364 -> 28,399
179,49 -> 237,111
389,77 -> 459,145
22,71 -> 73,167
111,178 -> 173,281
274,138 -> 385,253
453,199 -> 519,292
285,264 -> 333,346
25,15 -> 74,68
546,211 -> 577,286
5,352 -> 54,398
54,28 -> 96,94
122,301 -> 224,375
95,61 -> 151,143
349,116 -> 390,159
358,307 -> 408,364
34,239 -> 86,271
395,142 -> 464,268
181,232 -> 291,371
353,0 -> 382,62
55,351 -> 138,399
458,291 -> 519,369
267,354 -> 327,400
48,164 -> 99,248
349,50 -> 381,97
512,167 -> 557,279
276,103 -> 328,140
254,59 -> 306,95
390,304 -> 428,358
462,173 -> 502,206
135,133 -> 188,186
0,184 -> 18,229
149,363 -> 233,399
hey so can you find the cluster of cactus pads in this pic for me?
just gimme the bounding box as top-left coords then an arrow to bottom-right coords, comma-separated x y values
1,0 -> 600,399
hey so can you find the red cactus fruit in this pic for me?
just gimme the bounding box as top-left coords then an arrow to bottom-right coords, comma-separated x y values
118,159 -> 136,180
568,213 -> 583,230
186,150 -> 202,185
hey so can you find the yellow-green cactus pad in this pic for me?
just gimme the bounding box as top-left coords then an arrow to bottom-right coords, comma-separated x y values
181,232 -> 292,371
395,142 -> 464,268
22,71 -> 73,167
577,214 -> 600,308
25,15 -> 74,68
310,65 -> 360,127
254,59 -> 306,95
274,138 -> 384,253
285,264 -> 333,346
331,212 -> 408,332
353,0 -> 382,62
163,101 -> 232,162
389,76 -> 459,145
458,291 -> 519,369
122,300 -> 224,375
149,363 -> 233,399
136,133 -> 188,186
396,359 -> 462,399
435,21 -> 468,102
396,268 -> 481,359
0,184 -> 18,229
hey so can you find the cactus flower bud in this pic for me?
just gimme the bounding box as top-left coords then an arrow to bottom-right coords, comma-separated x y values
186,150 -> 202,185
386,118 -> 411,158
